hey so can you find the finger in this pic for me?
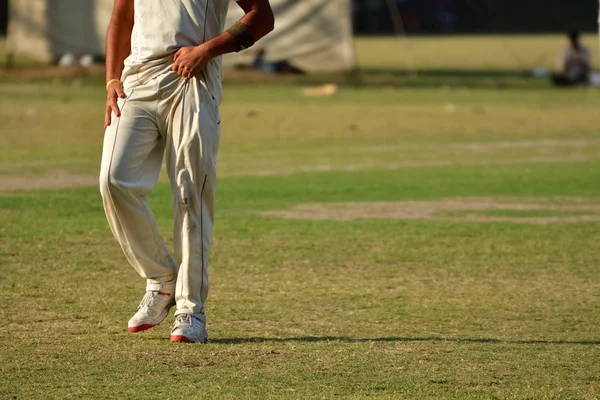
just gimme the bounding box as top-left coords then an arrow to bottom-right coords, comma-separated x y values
174,49 -> 182,60
110,99 -> 121,118
105,108 -> 112,128
172,60 -> 179,72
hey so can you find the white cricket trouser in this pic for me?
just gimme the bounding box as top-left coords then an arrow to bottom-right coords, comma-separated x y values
99,69 -> 220,317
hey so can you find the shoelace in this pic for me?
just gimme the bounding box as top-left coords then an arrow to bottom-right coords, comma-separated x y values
138,291 -> 158,309
175,313 -> 193,326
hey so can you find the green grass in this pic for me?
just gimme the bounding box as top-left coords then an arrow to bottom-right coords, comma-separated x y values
2,83 -> 600,177
354,35 -> 600,71
3,165 -> 600,398
2,36 -> 600,398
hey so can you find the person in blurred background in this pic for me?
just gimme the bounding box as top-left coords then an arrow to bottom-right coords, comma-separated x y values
99,0 -> 274,343
552,30 -> 591,86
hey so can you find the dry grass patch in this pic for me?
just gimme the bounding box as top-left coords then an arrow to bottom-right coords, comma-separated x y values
0,170 -> 97,191
262,197 -> 600,225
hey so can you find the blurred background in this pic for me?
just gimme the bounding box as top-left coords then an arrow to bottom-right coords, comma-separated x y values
352,0 -> 596,34
0,2 -> 598,181
0,0 -> 598,81
0,0 -> 596,36
0,0 -> 599,185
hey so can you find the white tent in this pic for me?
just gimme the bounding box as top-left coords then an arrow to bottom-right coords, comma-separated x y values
224,0 -> 354,72
7,0 -> 111,63
7,0 -> 355,72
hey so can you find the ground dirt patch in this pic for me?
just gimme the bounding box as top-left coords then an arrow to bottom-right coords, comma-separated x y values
0,170 -> 97,192
262,197 -> 600,224
353,138 -> 600,154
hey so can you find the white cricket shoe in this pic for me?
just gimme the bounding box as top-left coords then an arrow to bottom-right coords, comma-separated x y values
128,281 -> 176,333
170,313 -> 208,343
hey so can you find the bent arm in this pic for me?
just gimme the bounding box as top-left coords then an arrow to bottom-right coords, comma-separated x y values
204,0 -> 275,59
106,0 -> 134,82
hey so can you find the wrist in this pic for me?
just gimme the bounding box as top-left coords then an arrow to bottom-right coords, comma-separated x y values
106,78 -> 121,91
200,42 -> 218,59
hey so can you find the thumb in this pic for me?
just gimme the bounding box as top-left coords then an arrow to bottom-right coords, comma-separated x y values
174,49 -> 182,60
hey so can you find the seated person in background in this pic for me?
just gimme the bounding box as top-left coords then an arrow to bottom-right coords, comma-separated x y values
552,31 -> 591,86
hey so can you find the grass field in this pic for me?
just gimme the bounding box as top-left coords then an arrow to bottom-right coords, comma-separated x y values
2,36 -> 600,398
356,35 -> 600,70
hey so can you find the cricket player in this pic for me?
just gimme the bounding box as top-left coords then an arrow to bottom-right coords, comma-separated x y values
99,0 -> 274,343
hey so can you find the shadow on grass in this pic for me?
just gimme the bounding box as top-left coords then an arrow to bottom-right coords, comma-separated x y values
345,68 -> 548,90
209,336 -> 600,346
223,67 -> 544,89
0,66 -> 549,90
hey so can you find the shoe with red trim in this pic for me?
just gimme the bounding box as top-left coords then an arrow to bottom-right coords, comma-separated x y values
127,281 -> 175,333
170,313 -> 208,343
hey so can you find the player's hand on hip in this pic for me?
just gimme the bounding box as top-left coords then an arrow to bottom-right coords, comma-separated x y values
173,45 -> 211,79
105,81 -> 126,129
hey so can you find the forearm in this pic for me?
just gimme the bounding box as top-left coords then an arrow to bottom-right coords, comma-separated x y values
204,7 -> 274,59
105,17 -> 133,81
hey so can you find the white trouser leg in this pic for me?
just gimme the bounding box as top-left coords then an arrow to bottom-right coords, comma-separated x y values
161,74 -> 220,317
99,83 -> 178,283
